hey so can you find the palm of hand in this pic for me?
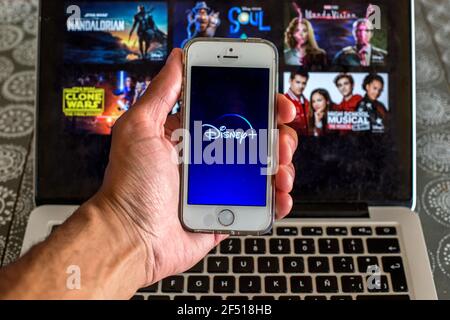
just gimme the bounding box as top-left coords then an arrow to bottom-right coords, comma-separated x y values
101,108 -> 224,285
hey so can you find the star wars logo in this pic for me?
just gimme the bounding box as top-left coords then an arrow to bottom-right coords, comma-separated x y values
63,87 -> 105,117
66,5 -> 126,32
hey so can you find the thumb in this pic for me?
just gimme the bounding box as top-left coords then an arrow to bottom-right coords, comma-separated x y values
132,48 -> 183,127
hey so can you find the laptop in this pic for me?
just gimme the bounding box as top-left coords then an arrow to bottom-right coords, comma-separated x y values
22,0 -> 436,299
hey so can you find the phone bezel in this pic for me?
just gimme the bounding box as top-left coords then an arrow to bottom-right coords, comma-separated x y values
180,38 -> 278,235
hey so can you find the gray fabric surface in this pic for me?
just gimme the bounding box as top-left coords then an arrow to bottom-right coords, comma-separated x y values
0,0 -> 449,298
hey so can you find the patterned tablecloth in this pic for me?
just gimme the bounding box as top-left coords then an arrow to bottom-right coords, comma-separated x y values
0,0 -> 449,298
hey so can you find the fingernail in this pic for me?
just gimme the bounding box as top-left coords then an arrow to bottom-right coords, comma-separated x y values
167,49 -> 176,61
288,136 -> 297,153
291,105 -> 296,121
287,165 -> 295,180
168,48 -> 182,62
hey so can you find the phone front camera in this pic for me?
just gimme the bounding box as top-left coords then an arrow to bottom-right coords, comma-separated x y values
229,48 -> 233,52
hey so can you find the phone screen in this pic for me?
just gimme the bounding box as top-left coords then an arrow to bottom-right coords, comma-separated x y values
187,66 -> 271,207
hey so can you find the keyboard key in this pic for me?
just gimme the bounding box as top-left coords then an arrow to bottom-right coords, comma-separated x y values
382,256 -> 405,273
357,295 -> 410,300
185,261 -> 204,273
233,257 -> 254,273
283,257 -> 304,273
357,256 -> 380,273
302,227 -> 323,236
162,276 -> 184,293
376,227 -> 397,236
265,276 -> 287,293
270,238 -> 291,254
174,296 -> 197,301
139,283 -> 158,293
366,275 -> 389,292
316,276 -> 338,293
148,295 -> 171,300
382,256 -> 408,292
209,247 -> 217,254
200,296 -> 222,301
279,296 -> 301,301
258,257 -> 280,273
308,257 -> 330,273
294,238 -> 315,254
276,227 -> 298,236
341,276 -> 364,293
304,295 -> 327,300
187,276 -> 210,293
351,227 -> 373,236
330,295 -> 353,300
333,256 -> 355,273
131,295 -> 144,300
50,224 -> 61,234
226,296 -> 249,301
214,276 -> 236,293
367,238 -> 400,254
207,257 -> 229,273
343,238 -> 364,253
291,276 -> 313,293
327,227 -> 348,236
245,239 -> 266,254
318,238 -> 340,254
239,276 -> 261,293
252,296 -> 275,300
221,238 -> 241,254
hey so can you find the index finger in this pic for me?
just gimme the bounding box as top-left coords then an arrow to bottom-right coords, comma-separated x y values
132,49 -> 183,126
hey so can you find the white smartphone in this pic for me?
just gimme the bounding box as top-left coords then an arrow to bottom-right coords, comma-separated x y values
180,38 -> 278,235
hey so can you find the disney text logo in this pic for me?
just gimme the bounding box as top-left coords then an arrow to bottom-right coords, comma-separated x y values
203,124 -> 257,144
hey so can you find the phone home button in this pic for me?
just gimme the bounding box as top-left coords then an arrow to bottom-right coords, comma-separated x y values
218,209 -> 235,227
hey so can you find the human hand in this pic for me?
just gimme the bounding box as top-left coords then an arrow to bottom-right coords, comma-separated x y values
91,49 -> 298,290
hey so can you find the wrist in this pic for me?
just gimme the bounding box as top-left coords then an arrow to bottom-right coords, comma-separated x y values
0,195 -> 150,299
80,194 -> 152,295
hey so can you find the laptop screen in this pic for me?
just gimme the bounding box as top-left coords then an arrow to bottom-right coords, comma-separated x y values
37,0 -> 413,208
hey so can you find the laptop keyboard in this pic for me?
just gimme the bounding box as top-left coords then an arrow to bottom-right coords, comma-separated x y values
133,225 -> 410,300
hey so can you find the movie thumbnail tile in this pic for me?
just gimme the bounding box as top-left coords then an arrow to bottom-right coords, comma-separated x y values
173,1 -> 280,48
62,70 -> 165,135
64,1 -> 168,64
283,70 -> 389,136
283,2 -> 388,69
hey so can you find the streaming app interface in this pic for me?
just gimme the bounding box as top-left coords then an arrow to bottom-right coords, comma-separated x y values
187,66 -> 270,207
